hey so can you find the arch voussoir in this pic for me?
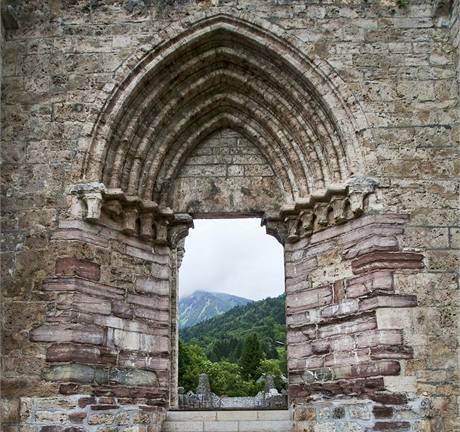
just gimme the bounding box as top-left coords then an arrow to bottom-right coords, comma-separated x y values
83,14 -> 368,216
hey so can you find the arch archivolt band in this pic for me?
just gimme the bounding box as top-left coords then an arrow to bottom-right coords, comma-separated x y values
81,13 -> 371,217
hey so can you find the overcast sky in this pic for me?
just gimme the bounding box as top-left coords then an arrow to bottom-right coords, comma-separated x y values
179,219 -> 284,301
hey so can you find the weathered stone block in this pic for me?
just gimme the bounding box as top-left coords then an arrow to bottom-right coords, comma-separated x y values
35,411 -> 68,423
108,368 -> 158,387
1,398 -> 20,423
293,406 -> 316,422
402,227 -> 450,250
286,287 -> 333,311
347,404 -> 372,420
383,376 -> 416,393
324,349 -> 370,367
320,300 -> 359,318
345,271 -> 394,298
373,421 -> 411,431
34,397 -> 76,410
344,235 -> 399,259
72,295 -> 112,316
59,384 -> 81,395
87,414 -> 115,425
46,343 -> 116,365
425,250 -> 460,272
134,278 -> 169,296
359,295 -> 417,311
42,278 -> 124,300
370,345 -> 413,360
30,325 -> 105,345
350,361 -> 401,378
42,364 -> 107,384
355,330 -> 402,348
373,406 -> 393,419
319,316 -> 377,339
291,342 -> 313,359
78,397 -> 97,408
68,412 -> 86,423
351,252 -> 424,274
55,257 -> 100,281
39,426 -> 64,432
90,404 -> 120,411
112,329 -> 169,354
126,294 -> 169,310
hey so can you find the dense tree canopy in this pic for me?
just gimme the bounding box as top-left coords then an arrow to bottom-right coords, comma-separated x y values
179,295 -> 287,396
181,294 -> 286,362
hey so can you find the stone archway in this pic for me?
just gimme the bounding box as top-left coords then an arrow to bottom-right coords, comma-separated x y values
24,13 -> 426,431
81,14 -> 367,195
75,12 -> 374,407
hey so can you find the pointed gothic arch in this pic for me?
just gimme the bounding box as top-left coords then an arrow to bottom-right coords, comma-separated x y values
82,14 -> 369,215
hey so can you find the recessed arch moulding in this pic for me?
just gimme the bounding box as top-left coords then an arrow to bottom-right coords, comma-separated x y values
74,13 -> 376,238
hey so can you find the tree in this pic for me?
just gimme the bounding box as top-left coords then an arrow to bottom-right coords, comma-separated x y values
207,336 -> 243,363
239,332 -> 263,379
179,340 -> 261,396
206,361 -> 259,396
178,341 -> 211,391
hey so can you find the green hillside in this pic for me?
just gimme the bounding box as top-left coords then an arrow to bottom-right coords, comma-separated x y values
181,294 -> 286,362
179,294 -> 287,395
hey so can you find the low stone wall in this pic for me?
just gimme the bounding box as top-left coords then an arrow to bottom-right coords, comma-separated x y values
177,374 -> 288,410
19,395 -> 166,432
178,392 -> 288,410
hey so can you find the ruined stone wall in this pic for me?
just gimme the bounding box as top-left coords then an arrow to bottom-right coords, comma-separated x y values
1,1 -> 459,431
286,214 -> 434,429
1,216 -> 174,429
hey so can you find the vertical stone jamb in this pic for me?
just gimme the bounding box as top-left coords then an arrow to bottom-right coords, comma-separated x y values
167,216 -> 193,407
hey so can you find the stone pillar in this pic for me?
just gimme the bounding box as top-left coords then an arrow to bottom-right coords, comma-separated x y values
167,218 -> 193,408
263,182 -> 436,428
196,373 -> 213,408
284,214 -> 427,429
21,185 -> 193,430
168,245 -> 180,409
29,218 -> 173,401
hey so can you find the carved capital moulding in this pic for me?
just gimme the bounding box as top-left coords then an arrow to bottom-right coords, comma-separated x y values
70,176 -> 376,247
262,176 -> 379,244
70,183 -> 193,247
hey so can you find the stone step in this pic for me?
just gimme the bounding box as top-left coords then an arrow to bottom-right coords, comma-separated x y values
163,410 -> 293,432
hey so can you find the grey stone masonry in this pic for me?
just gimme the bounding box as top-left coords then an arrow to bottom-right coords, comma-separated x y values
19,395 -> 166,432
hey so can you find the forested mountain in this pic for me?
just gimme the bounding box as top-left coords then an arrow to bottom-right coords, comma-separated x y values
179,294 -> 287,395
181,294 -> 286,362
179,290 -> 253,328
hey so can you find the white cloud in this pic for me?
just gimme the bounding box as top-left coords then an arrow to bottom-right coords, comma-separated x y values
179,218 -> 285,300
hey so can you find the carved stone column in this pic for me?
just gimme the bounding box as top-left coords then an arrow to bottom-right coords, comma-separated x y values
166,215 -> 194,408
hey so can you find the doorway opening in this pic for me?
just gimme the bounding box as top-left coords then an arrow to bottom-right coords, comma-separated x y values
177,218 -> 286,409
